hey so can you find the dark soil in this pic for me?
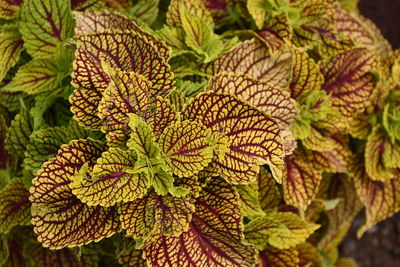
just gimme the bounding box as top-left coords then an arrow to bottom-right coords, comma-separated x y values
339,1 -> 400,266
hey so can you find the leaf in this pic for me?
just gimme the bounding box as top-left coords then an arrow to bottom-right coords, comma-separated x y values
258,168 -> 282,212
245,212 -> 320,250
158,120 -> 214,177
201,39 -> 292,88
98,68 -> 151,144
142,177 -> 257,267
257,13 -> 291,54
2,56 -> 68,94
127,0 -> 160,25
19,0 -> 75,58
0,179 -> 31,233
0,0 -> 23,19
71,147 -> 150,207
182,92 -> 284,184
117,239 -> 148,267
318,175 -> 362,263
119,190 -> 195,237
207,72 -> 298,127
322,48 -> 378,117
236,182 -> 266,217
289,46 -> 324,100
365,127 -> 396,181
247,0 -> 276,29
350,155 -> 400,237
5,110 -> 33,157
74,11 -> 170,60
296,242 -> 323,267
179,4 -> 224,62
283,148 -> 323,213
24,126 -> 69,174
0,30 -> 24,82
167,0 -> 214,28
71,31 -> 174,128
146,96 -> 178,142
258,246 -> 299,267
127,114 -> 160,159
30,139 -> 121,249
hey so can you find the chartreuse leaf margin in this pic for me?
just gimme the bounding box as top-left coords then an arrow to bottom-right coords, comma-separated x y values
0,0 -> 399,266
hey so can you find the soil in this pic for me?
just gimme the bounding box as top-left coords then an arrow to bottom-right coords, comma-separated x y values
339,1 -> 400,266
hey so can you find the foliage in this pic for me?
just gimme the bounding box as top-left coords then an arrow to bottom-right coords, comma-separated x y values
0,0 -> 399,266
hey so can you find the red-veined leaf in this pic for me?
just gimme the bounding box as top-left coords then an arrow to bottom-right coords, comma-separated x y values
258,168 -> 282,212
182,92 -> 284,184
0,30 -> 24,82
257,13 -> 291,54
0,0 -> 23,19
30,139 -> 121,249
5,110 -> 33,157
0,179 -> 31,233
258,246 -> 299,267
167,0 -> 214,28
142,177 -> 257,267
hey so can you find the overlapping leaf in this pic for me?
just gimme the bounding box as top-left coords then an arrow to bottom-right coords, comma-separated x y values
19,0 -> 75,58
257,13 -> 291,54
258,246 -> 299,267
207,72 -> 297,127
182,92 -> 284,184
282,148 -> 323,213
258,168 -> 282,212
350,155 -> 400,237
0,179 -> 31,233
71,31 -> 173,128
5,110 -> 33,157
158,120 -> 213,177
0,0 -> 23,19
119,190 -> 195,237
236,182 -> 266,217
201,39 -> 292,88
116,239 -> 148,267
166,0 -> 214,28
142,178 -> 257,267
71,147 -> 150,207
30,139 -> 120,249
244,212 -> 319,250
322,48 -> 378,117
289,46 -> 324,100
365,127 -> 398,181
74,11 -> 170,60
0,30 -> 24,83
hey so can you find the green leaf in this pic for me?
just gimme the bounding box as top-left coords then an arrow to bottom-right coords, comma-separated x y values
5,110 -> 33,157
0,30 -> 24,82
71,147 -> 150,207
19,0 -> 75,58
247,0 -> 276,29
236,182 -> 266,217
0,179 -> 31,233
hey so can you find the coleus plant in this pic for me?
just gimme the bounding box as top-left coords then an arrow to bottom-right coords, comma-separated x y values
0,0 -> 399,266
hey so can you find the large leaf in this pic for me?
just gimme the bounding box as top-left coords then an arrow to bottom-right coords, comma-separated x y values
350,155 -> 400,237
142,178 -> 257,267
71,31 -> 174,128
283,148 -> 323,213
0,30 -> 24,82
182,92 -> 284,184
322,48 -> 378,117
74,11 -> 169,60
201,39 -> 292,88
244,212 -> 319,250
0,179 -> 31,233
158,120 -> 214,177
30,139 -> 120,249
207,72 -> 297,127
19,0 -> 75,58
71,147 -> 150,207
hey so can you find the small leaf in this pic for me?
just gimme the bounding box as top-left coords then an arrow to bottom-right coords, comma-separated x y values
0,30 -> 24,82
0,0 -> 23,19
236,182 -> 266,217
19,0 -> 75,58
0,179 -> 31,233
258,168 -> 282,212
5,110 -> 33,157
119,190 -> 195,237
71,147 -> 150,207
258,246 -> 299,267
167,0 -> 214,28
158,120 -> 214,177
